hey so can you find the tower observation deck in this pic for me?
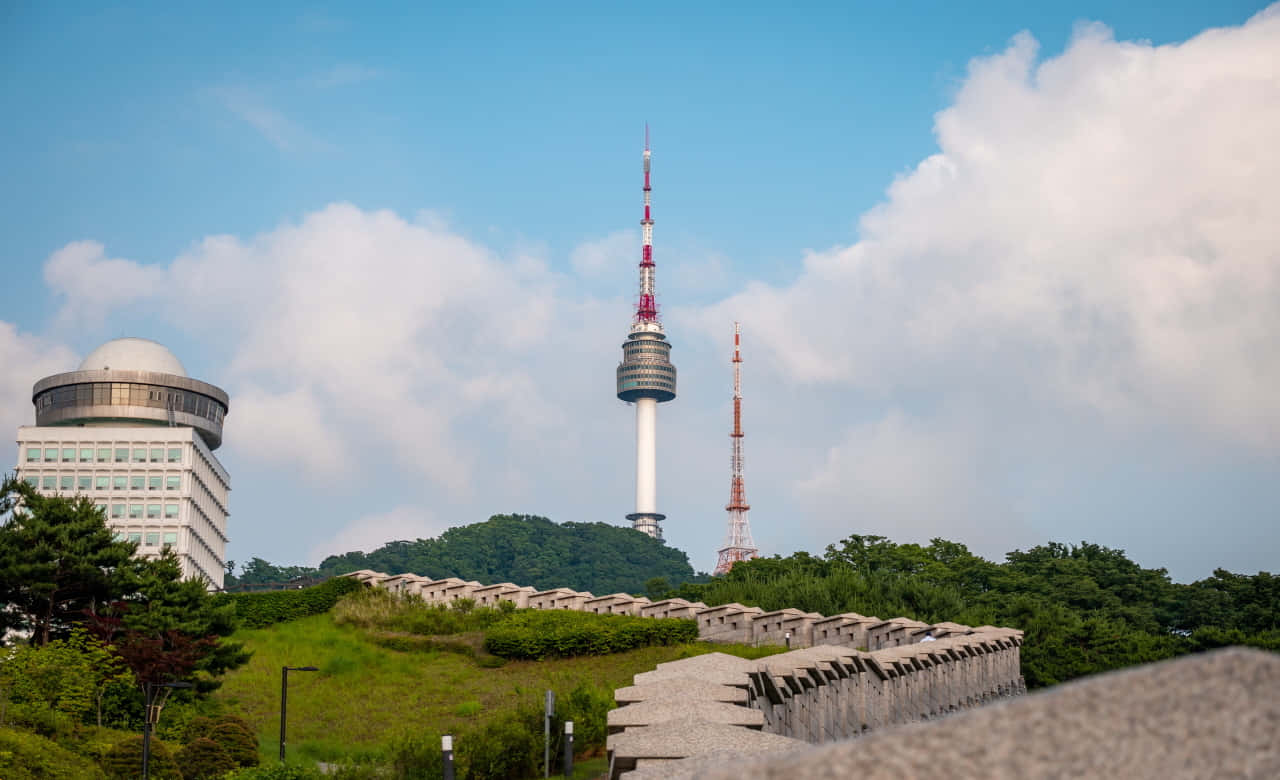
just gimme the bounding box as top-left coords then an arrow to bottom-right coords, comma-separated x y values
616,128 -> 677,540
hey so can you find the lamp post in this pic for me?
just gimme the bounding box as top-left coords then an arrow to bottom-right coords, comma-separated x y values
142,680 -> 192,780
280,666 -> 319,762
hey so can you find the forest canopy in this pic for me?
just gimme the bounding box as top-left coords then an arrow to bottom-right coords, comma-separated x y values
230,514 -> 697,596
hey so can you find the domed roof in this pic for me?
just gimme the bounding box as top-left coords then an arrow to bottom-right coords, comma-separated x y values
78,338 -> 188,377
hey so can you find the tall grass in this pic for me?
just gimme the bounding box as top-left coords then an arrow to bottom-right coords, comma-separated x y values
331,588 -> 512,635
214,612 -> 775,766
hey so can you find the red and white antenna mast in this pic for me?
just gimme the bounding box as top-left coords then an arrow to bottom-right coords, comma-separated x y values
715,322 -> 758,575
635,123 -> 659,326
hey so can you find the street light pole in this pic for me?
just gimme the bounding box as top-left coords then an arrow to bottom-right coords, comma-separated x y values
280,666 -> 319,763
142,680 -> 192,780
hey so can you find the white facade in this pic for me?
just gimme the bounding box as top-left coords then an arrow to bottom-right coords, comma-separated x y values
14,425 -> 230,588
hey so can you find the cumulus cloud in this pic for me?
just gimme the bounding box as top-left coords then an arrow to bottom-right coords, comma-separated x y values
310,505 -> 447,562
0,323 -> 78,463
42,204 -> 601,500
44,241 -> 164,328
692,9 -> 1280,557
570,230 -> 636,277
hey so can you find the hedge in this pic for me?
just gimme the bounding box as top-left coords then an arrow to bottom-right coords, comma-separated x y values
483,611 -> 697,659
0,727 -> 107,779
222,577 -> 362,629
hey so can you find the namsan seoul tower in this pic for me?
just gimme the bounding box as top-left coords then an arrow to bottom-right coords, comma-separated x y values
714,323 -> 758,575
616,127 -> 677,540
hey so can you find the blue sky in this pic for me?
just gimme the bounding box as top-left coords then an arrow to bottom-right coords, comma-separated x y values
2,1 -> 1277,582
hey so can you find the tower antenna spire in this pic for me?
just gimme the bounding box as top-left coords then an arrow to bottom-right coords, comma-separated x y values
715,322 -> 758,575
617,127 -> 677,540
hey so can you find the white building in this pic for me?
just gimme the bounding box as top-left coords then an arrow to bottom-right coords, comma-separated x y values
13,338 -> 230,588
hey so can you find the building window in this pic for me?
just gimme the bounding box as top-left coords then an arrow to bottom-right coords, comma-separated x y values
148,476 -> 161,491
150,448 -> 163,462
42,476 -> 56,490
96,476 -> 110,490
132,449 -> 146,463
60,475 -> 73,491
44,448 -> 58,462
146,505 -> 161,519
26,448 -> 40,462
167,448 -> 181,463
145,533 -> 160,547
79,448 -> 93,463
165,476 -> 180,490
164,504 -> 179,519
129,504 -> 143,519
23,476 -> 38,488
78,476 -> 91,490
94,502 -> 107,513
61,448 -> 75,462
97,448 -> 111,462
113,532 -> 127,542
113,476 -> 127,490
111,504 -> 125,518
115,448 -> 128,463
130,476 -> 144,491
128,532 -> 142,544
162,531 -> 178,548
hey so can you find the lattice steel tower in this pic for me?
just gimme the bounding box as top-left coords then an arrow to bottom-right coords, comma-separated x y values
714,323 -> 758,574
616,127 -> 677,540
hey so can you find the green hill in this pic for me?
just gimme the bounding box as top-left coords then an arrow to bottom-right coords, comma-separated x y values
311,514 -> 696,594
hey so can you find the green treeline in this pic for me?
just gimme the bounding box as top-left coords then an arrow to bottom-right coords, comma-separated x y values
232,514 -> 697,595
665,535 -> 1280,688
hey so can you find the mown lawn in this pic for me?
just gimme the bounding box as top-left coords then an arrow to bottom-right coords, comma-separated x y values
214,612 -> 777,764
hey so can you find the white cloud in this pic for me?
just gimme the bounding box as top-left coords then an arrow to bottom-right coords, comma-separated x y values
43,241 -> 163,328
0,323 -> 78,464
210,87 -> 327,153
570,230 -> 636,277
42,203 -> 592,499
698,10 -> 1280,449
311,505 -> 446,562
685,9 -> 1280,560
794,410 -> 1038,558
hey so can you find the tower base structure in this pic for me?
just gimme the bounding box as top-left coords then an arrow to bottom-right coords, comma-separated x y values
626,512 -> 665,540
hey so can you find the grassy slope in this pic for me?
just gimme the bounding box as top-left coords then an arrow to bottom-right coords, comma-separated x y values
214,613 -> 770,763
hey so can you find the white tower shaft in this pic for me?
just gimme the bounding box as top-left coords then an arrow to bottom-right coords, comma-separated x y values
635,398 -> 657,513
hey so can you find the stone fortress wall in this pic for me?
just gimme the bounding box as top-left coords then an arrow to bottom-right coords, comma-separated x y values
342,571 -> 1025,779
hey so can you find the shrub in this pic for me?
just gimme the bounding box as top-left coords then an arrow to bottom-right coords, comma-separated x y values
483,611 -> 698,659
180,715 -> 215,744
561,681 -> 614,752
213,713 -> 257,737
209,721 -> 260,767
224,577 -> 362,629
101,735 -> 182,780
177,737 -> 237,780
0,726 -> 107,779
457,712 -> 539,780
387,731 -> 445,780
226,766 -> 325,780
0,700 -> 77,739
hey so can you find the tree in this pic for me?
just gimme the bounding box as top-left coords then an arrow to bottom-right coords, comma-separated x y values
84,551 -> 250,708
0,476 -> 136,645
